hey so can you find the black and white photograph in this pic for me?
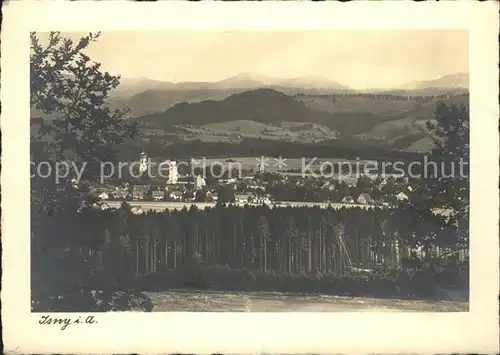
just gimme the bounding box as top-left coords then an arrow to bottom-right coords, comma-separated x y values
30,30 -> 469,312
2,1 -> 499,354
29,29 -> 472,313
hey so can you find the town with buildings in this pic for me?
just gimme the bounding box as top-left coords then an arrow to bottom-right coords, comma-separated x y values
88,151 -> 417,214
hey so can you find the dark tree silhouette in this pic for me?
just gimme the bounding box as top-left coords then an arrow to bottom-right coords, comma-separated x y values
413,102 -> 469,251
30,32 -> 146,311
216,185 -> 235,204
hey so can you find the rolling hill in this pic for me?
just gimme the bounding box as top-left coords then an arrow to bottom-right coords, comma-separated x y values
135,87 -> 468,139
350,94 -> 469,151
134,88 -> 410,138
110,86 -> 356,118
107,73 -> 354,117
137,88 -> 333,127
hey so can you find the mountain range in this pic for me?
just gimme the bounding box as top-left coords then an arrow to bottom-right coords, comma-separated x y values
397,73 -> 469,91
111,73 -> 351,98
31,72 -> 469,154
109,73 -> 469,117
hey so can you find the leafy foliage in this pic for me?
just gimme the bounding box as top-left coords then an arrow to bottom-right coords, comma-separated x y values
30,31 -> 138,180
425,102 -> 469,219
411,102 -> 469,248
30,32 -> 146,311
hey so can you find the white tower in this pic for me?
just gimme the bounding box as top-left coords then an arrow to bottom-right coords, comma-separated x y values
139,151 -> 148,174
166,160 -> 179,184
258,159 -> 265,173
194,175 -> 206,190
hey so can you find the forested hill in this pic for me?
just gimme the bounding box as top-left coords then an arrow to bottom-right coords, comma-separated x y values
32,87 -> 469,153
137,88 -> 334,127
135,88 -> 415,137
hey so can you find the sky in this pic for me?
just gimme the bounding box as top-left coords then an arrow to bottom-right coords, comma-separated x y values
42,30 -> 468,90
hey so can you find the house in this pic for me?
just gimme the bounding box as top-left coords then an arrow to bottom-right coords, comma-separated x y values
341,196 -> 355,204
112,187 -> 129,200
255,196 -> 272,205
396,192 -> 409,201
235,194 -> 251,204
152,190 -> 165,201
206,191 -> 218,202
357,193 -> 373,205
112,186 -> 123,198
169,191 -> 183,201
70,178 -> 79,190
132,186 -> 148,200
220,178 -> 237,184
249,185 -> 266,192
98,192 -> 109,200
407,182 -> 420,193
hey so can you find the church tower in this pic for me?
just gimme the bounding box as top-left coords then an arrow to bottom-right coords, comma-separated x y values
139,151 -> 148,174
166,160 -> 179,184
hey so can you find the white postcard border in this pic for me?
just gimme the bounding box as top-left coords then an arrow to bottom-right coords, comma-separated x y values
1,1 -> 499,353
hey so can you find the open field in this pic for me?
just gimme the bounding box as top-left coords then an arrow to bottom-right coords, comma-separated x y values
154,123 -> 340,145
105,201 -> 378,212
195,156 -> 380,173
295,94 -> 419,116
145,290 -> 468,312
191,120 -> 339,143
